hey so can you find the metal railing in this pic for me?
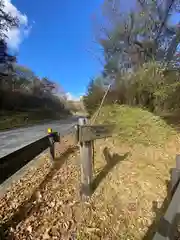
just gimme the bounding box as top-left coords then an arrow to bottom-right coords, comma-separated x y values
0,131 -> 60,185
153,155 -> 180,239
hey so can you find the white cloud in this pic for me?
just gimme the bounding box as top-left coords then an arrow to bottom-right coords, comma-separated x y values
66,92 -> 83,101
3,0 -> 31,50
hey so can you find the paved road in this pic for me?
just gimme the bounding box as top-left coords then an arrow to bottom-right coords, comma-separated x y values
0,117 -> 78,158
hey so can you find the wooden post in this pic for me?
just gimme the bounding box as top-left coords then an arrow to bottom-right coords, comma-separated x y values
48,130 -> 55,160
47,129 -> 60,161
78,118 -> 93,197
170,154 -> 180,197
176,155 -> 180,169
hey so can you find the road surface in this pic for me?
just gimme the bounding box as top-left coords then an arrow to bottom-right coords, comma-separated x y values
0,117 -> 78,158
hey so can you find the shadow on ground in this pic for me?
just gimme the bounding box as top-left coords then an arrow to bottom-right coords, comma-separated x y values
143,180 -> 180,239
91,147 -> 129,193
143,180 -> 171,239
0,145 -> 78,239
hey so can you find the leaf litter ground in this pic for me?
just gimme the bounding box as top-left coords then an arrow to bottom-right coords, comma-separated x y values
1,106 -> 180,239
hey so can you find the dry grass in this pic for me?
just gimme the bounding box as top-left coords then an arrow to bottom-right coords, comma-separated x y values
86,138 -> 179,239
1,138 -> 178,239
0,134 -> 77,238
1,105 -> 180,239
95,104 -> 177,147
83,105 -> 180,239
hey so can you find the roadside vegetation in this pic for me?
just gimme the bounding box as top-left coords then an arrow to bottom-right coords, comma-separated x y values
80,0 -> 180,238
1,105 -> 179,239
1,0 -> 180,239
0,64 -> 75,130
0,0 -> 79,131
86,105 -> 180,239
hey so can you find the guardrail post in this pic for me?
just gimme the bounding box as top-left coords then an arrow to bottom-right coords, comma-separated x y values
152,155 -> 180,240
78,118 -> 93,198
170,154 -> 180,197
47,128 -> 60,160
48,128 -> 55,160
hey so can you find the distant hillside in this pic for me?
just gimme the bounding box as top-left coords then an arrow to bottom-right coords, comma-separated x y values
64,99 -> 87,115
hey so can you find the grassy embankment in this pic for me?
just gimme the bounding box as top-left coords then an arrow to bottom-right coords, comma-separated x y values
79,104 -> 180,239
1,104 -> 180,239
0,110 -> 71,131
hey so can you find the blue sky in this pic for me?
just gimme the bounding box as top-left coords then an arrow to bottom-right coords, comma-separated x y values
8,0 -> 179,99
10,0 -> 105,99
7,0 -> 136,100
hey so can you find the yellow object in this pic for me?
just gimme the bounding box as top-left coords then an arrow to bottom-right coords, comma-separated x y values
47,128 -> 52,134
